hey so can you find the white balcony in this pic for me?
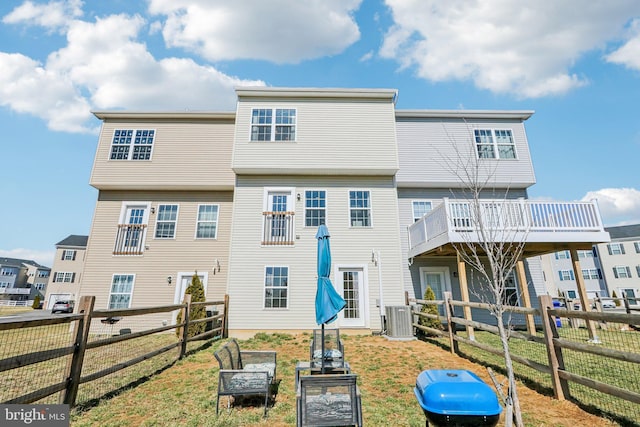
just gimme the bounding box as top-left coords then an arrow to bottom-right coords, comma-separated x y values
408,198 -> 610,258
0,287 -> 31,295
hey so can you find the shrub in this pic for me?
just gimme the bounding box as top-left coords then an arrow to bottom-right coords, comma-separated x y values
419,286 -> 443,336
32,295 -> 41,309
612,290 -> 621,307
176,273 -> 206,338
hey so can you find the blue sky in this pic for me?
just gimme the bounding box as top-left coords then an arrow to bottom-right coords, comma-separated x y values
1,0 -> 640,267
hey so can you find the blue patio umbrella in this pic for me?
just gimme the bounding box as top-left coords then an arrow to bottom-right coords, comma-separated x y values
315,225 -> 346,372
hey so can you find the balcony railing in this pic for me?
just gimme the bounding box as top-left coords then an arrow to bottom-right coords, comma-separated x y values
113,224 -> 147,255
0,287 -> 31,295
408,198 -> 607,257
262,211 -> 295,246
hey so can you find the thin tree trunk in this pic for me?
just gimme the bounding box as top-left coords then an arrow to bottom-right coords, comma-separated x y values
497,319 -> 524,427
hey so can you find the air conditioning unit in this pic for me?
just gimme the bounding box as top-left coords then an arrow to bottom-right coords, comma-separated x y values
385,305 -> 414,338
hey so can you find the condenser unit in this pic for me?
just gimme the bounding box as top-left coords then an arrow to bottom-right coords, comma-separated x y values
385,305 -> 414,338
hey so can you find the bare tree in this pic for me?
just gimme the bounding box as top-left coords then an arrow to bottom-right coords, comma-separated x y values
441,121 -> 530,427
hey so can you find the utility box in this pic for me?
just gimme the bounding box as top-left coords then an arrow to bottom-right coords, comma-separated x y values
385,305 -> 413,338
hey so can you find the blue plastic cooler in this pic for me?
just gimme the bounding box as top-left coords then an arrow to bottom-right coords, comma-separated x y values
414,369 -> 502,427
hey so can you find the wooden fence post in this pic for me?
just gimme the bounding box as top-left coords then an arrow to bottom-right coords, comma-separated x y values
61,296 -> 95,406
444,292 -> 458,355
179,294 -> 191,359
538,295 -> 569,401
222,294 -> 229,339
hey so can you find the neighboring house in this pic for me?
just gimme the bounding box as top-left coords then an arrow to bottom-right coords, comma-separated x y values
44,235 -> 88,309
0,257 -> 50,305
595,224 -> 640,304
80,87 -> 610,336
539,249 -> 607,299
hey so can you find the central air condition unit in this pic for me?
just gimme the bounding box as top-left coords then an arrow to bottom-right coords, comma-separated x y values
385,305 -> 414,338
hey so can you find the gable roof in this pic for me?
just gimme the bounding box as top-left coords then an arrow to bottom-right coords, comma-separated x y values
605,224 -> 640,240
0,257 -> 48,269
56,235 -> 88,248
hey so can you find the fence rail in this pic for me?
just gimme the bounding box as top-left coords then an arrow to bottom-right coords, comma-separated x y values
0,295 -> 228,408
409,294 -> 640,426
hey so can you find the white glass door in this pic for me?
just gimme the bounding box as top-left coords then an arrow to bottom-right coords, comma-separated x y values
267,191 -> 292,240
420,267 -> 451,315
337,268 -> 365,327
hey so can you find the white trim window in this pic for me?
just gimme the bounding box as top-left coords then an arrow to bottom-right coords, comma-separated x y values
305,190 -> 326,227
613,266 -> 632,279
155,204 -> 179,239
608,243 -> 625,255
109,274 -> 135,309
264,266 -> 288,309
62,250 -> 76,261
412,200 -> 432,222
555,250 -> 570,259
196,204 -> 219,239
53,272 -> 75,283
566,290 -> 577,299
559,270 -> 575,281
251,108 -> 296,141
37,271 -> 49,278
349,190 -> 371,227
474,129 -> 516,159
109,129 -> 155,160
581,268 -> 601,280
577,250 -> 593,259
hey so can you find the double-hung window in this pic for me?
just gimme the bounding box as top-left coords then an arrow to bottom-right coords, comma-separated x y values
264,266 -> 288,308
412,201 -> 432,222
62,250 -> 76,261
155,204 -> 179,239
559,270 -> 574,281
474,129 -> 516,159
349,190 -> 371,227
37,271 -> 49,278
53,272 -> 74,283
251,108 -> 296,141
109,274 -> 134,309
581,269 -> 600,280
555,250 -> 570,259
305,190 -> 326,227
110,129 -> 155,160
577,250 -> 593,259
196,205 -> 219,239
613,266 -> 632,279
608,243 -> 625,255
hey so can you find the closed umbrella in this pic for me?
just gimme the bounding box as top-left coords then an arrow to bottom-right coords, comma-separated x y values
315,225 -> 346,373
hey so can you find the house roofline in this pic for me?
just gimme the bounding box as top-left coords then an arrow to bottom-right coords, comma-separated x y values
396,110 -> 534,120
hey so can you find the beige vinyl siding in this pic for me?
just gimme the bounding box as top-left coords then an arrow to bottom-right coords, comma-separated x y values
80,190 -> 233,329
233,100 -> 398,175
91,119 -> 235,190
227,176 -> 405,333
396,117 -> 536,188
45,247 -> 86,308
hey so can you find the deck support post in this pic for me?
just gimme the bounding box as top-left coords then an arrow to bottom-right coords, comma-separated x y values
516,259 -> 536,335
457,253 -> 475,340
570,248 -> 599,342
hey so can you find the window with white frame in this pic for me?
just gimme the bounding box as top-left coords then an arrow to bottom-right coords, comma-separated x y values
196,205 -> 219,239
53,272 -> 74,283
155,204 -> 178,239
1,268 -> 16,276
566,290 -> 577,299
555,250 -> 570,259
251,108 -> 296,141
0,282 -> 9,288
305,190 -> 326,227
559,270 -> 575,281
35,283 -> 45,291
109,129 -> 155,160
578,250 -> 593,259
608,243 -> 625,255
37,271 -> 49,278
613,266 -> 632,279
412,200 -> 433,222
349,190 -> 371,227
108,274 -> 134,309
62,250 -> 76,261
264,266 -> 288,308
581,268 -> 600,280
502,273 -> 519,306
474,129 -> 516,159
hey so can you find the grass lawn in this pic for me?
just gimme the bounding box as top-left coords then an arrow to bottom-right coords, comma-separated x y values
0,306 -> 34,316
70,333 -> 622,427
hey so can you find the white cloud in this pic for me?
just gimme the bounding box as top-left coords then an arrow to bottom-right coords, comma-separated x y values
2,0 -> 83,31
148,0 -> 362,63
606,18 -> 640,70
381,0 -> 640,98
0,248 -> 55,268
582,188 -> 640,226
0,4 -> 264,133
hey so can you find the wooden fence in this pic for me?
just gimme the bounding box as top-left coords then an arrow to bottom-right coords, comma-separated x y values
0,295 -> 228,408
410,293 -> 640,425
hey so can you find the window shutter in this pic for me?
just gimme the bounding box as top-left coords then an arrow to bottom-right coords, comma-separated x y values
72,251 -> 76,261
613,268 -> 619,278
52,272 -> 56,283
555,252 -> 559,259
635,242 -> 640,253
626,266 -> 631,277
558,271 -> 563,281
597,269 -> 602,279
592,247 -> 598,257
71,273 -> 76,283
607,245 -> 612,255
621,244 -> 626,254
61,252 -> 65,260
636,266 -> 640,277
570,270 -> 575,280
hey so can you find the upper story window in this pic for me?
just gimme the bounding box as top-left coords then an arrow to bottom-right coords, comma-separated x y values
110,129 -> 155,160
53,272 -> 75,283
1,268 -> 17,276
251,108 -> 296,141
608,243 -> 625,255
412,201 -> 433,222
581,268 -> 601,280
555,250 -> 570,260
305,190 -> 326,227
613,266 -> 632,279
558,270 -> 574,281
474,129 -> 516,159
37,271 -> 49,278
155,204 -> 179,239
349,190 -> 371,227
196,204 -> 219,239
578,250 -> 593,259
62,250 -> 76,261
